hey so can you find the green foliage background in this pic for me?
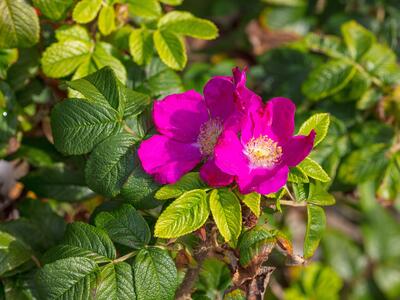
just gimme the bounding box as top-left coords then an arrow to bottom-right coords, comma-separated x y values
0,0 -> 400,299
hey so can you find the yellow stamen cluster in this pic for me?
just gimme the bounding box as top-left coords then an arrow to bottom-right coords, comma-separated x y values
197,118 -> 223,158
244,135 -> 282,168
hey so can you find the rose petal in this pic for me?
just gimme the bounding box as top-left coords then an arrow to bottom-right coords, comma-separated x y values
241,98 -> 296,144
138,135 -> 201,184
200,159 -> 234,187
233,67 -> 262,114
214,130 -> 249,176
264,97 -> 295,143
204,76 -> 236,121
153,90 -> 209,143
237,165 -> 289,195
240,105 -> 269,144
283,130 -> 316,167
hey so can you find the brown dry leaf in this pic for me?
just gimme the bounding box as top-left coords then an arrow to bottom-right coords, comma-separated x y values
248,266 -> 275,300
246,20 -> 299,55
276,233 -> 293,256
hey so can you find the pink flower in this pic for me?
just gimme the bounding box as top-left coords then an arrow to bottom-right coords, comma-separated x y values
214,97 -> 315,195
138,68 -> 261,186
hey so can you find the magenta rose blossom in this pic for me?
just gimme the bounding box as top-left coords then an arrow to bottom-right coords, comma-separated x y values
214,97 -> 315,194
138,68 -> 261,186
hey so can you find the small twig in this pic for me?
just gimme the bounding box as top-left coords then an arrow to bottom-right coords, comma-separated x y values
112,251 -> 138,263
123,123 -> 137,137
175,240 -> 213,299
31,255 -> 42,268
269,277 -> 285,300
284,185 -> 296,202
279,200 -> 307,207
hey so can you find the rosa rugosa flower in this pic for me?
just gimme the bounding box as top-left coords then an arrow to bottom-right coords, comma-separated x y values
214,97 -> 315,194
138,68 -> 261,186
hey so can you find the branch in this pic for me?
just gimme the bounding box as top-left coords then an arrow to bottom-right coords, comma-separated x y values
175,243 -> 211,300
112,251 -> 137,263
278,200 -> 307,207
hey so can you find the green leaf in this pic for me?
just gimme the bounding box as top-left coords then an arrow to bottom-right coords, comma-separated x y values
55,24 -> 91,42
95,204 -> 150,249
61,222 -> 116,262
85,133 -> 135,197
304,204 -> 326,258
71,56 -> 97,83
338,143 -> 388,184
322,231 -> 367,281
42,244 -> 105,265
356,87 -> 382,110
210,189 -> 242,244
0,0 -> 40,48
72,0 -> 102,24
0,49 -> 18,79
32,0 -> 73,21
21,164 -> 94,202
307,182 -> 335,206
377,159 -> 400,202
67,67 -> 125,116
36,257 -> 98,300
292,182 -> 309,202
41,40 -> 92,78
288,166 -> 309,183
284,263 -> 342,300
119,163 -> 161,209
14,199 -> 66,250
341,21 -> 375,60
242,192 -> 261,217
302,60 -> 356,100
298,157 -> 330,182
99,5 -> 116,36
374,263 -> 400,299
127,0 -> 161,18
92,42 -> 127,83
155,172 -> 207,200
0,231 -> 31,276
197,258 -> 231,294
129,28 -> 154,66
133,247 -> 178,300
155,189 -> 210,238
159,0 -> 183,4
303,33 -> 347,59
124,89 -> 150,118
51,99 -> 122,155
141,58 -> 184,97
238,226 -> 275,267
9,137 -> 57,167
224,289 -> 247,300
298,113 -> 330,147
154,30 -> 187,70
158,11 -> 218,40
360,44 -> 400,85
2,272 -> 38,300
95,262 -> 136,300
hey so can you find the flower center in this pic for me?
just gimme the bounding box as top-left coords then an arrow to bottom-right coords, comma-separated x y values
197,118 -> 223,158
244,135 -> 282,168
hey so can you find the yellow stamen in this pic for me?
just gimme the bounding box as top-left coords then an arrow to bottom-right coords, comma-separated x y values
244,135 -> 282,168
197,118 -> 223,158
